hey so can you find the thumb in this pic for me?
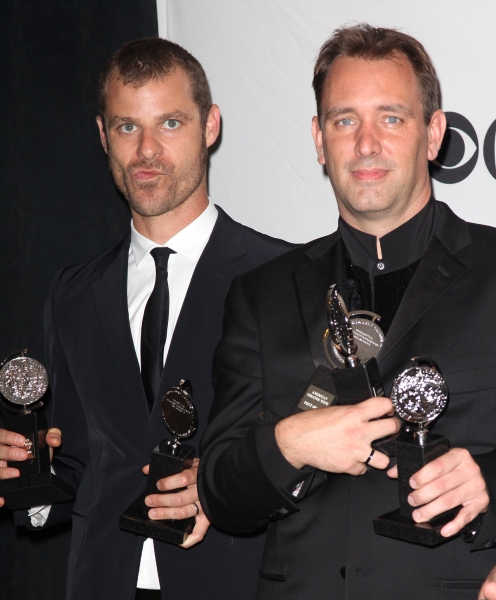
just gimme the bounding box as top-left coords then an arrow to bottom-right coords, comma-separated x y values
46,428 -> 62,448
387,464 -> 398,479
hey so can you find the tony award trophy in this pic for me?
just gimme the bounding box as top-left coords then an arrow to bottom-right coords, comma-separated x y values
374,357 -> 480,545
120,379 -> 197,545
294,285 -> 385,414
0,350 -> 74,509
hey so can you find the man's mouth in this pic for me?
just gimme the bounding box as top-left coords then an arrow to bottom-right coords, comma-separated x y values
351,169 -> 390,181
133,169 -> 164,181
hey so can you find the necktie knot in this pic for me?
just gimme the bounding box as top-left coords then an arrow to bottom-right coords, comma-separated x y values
150,247 -> 176,269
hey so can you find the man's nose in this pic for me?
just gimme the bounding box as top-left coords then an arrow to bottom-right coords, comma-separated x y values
354,123 -> 382,158
138,128 -> 162,160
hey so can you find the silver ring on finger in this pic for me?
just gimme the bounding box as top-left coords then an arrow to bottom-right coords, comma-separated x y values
364,449 -> 375,466
193,502 -> 200,516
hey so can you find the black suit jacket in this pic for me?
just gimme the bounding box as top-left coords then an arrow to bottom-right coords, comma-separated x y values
200,202 -> 496,600
21,207 -> 293,600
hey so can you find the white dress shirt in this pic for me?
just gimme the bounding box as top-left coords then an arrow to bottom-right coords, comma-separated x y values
29,200 -> 218,591
129,200 -> 217,589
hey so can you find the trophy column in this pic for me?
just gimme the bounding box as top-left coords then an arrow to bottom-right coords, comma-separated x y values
0,350 -> 74,510
120,379 -> 197,545
374,357 -> 481,545
292,285 -> 399,455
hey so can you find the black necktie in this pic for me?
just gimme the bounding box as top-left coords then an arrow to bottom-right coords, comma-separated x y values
141,247 -> 176,412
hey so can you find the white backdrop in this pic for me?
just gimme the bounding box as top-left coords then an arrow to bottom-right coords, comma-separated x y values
158,0 -> 496,243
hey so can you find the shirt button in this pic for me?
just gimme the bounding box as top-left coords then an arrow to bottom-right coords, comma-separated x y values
377,262 -> 385,270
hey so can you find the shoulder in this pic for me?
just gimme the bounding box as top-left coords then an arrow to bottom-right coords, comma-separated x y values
237,233 -> 335,292
436,200 -> 496,241
49,233 -> 129,300
214,205 -> 295,258
466,221 -> 496,244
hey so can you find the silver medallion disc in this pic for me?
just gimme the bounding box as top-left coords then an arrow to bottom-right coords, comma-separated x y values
0,357 -> 49,406
391,366 -> 448,425
161,383 -> 197,441
329,316 -> 385,366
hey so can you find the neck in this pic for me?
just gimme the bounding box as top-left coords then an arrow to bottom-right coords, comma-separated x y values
338,184 -> 432,239
132,189 -> 209,245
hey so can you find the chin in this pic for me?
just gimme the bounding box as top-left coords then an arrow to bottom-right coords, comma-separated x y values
346,199 -> 392,216
128,191 -> 185,218
347,188 -> 398,215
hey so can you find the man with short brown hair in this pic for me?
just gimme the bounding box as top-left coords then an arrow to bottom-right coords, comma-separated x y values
200,24 -> 496,599
0,37 -> 292,600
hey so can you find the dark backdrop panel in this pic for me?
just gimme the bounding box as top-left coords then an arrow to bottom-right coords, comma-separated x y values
0,1 -> 158,598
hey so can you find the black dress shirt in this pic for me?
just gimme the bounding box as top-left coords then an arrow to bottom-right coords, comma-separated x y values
339,199 -> 438,332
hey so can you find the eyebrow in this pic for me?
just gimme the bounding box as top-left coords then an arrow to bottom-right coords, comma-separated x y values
324,103 -> 415,121
107,111 -> 193,128
376,104 -> 415,117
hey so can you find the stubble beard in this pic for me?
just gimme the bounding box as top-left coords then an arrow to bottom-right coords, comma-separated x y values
108,142 -> 208,218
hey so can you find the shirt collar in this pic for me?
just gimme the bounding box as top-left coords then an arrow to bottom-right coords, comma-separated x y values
130,199 -> 218,268
338,198 -> 437,275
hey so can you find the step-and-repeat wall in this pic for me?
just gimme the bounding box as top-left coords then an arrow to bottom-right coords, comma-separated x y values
160,0 -> 496,243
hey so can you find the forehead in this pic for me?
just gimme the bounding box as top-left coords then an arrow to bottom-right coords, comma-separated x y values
104,69 -> 198,119
323,55 -> 422,110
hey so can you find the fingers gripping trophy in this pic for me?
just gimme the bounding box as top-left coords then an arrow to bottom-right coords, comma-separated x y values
0,350 -> 74,509
120,379 -> 198,545
374,357 -> 481,545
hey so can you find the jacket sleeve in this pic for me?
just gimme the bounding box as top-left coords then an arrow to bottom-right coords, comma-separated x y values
470,451 -> 496,550
199,276 -> 304,533
36,271 -> 88,526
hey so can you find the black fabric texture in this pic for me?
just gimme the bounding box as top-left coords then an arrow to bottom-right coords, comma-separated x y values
135,589 -> 162,600
346,259 -> 422,334
0,2 -> 158,599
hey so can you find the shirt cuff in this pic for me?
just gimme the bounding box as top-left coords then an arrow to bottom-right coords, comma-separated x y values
27,465 -> 55,527
28,504 -> 51,527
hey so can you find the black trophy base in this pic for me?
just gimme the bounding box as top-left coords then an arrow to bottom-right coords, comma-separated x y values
333,357 -> 384,405
373,506 -> 463,546
119,491 -> 195,545
293,359 -> 384,415
0,471 -> 75,510
120,441 -> 196,545
293,365 -> 337,413
374,508 -> 483,547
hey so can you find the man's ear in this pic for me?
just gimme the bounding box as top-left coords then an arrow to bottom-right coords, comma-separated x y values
311,116 -> 326,166
205,104 -> 221,148
96,115 -> 109,154
427,110 -> 446,162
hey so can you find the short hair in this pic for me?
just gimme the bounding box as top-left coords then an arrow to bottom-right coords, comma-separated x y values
98,37 -> 212,126
312,24 -> 441,126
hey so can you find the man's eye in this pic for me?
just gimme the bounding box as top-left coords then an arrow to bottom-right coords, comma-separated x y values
120,123 -> 137,133
164,119 -> 180,129
385,116 -> 400,124
338,118 -> 354,126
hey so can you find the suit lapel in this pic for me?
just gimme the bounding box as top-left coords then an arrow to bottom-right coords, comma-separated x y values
154,210 -> 246,404
91,234 -> 149,423
378,235 -> 466,363
292,235 -> 347,367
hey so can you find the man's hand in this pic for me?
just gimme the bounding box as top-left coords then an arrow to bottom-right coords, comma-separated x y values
479,565 -> 496,600
143,457 -> 210,548
387,447 -> 489,537
0,427 -> 62,507
275,397 -> 400,474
